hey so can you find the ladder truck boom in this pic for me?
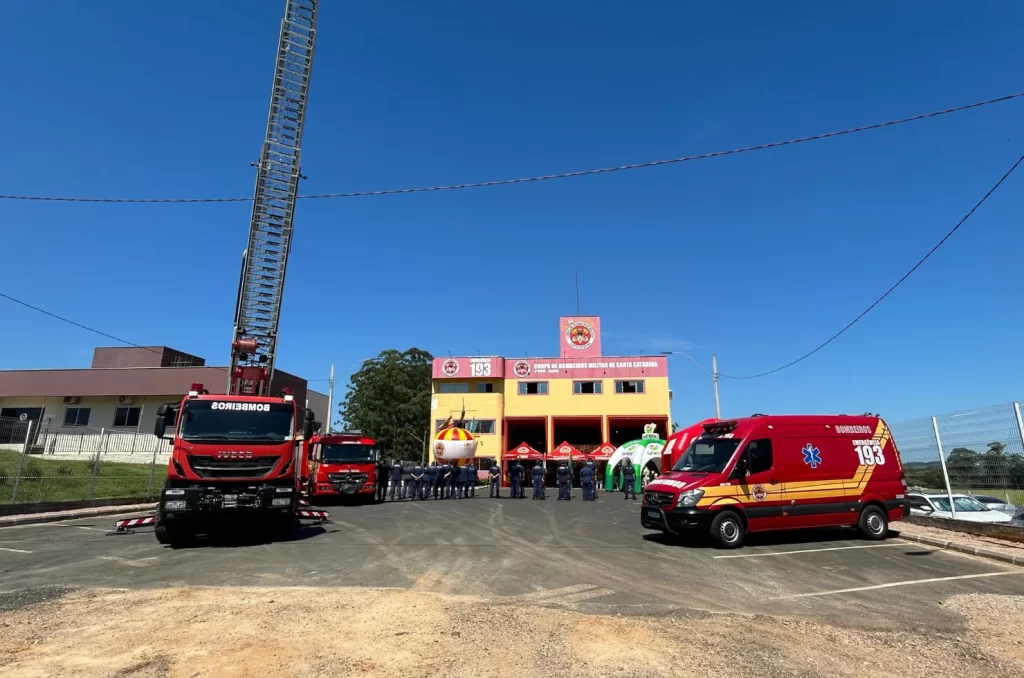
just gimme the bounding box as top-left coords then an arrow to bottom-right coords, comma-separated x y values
122,0 -> 325,546
229,0 -> 319,397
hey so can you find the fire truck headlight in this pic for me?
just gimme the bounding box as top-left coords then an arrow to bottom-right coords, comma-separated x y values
164,500 -> 187,510
164,489 -> 185,496
275,487 -> 292,493
272,498 -> 292,507
677,489 -> 705,507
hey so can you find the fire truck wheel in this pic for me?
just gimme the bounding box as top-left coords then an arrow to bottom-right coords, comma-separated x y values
154,517 -> 190,546
858,505 -> 888,540
709,510 -> 745,549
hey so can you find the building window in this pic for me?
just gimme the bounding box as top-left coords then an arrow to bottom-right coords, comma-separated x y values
476,382 -> 494,393
438,383 -> 470,394
614,380 -> 645,394
573,380 -> 602,394
465,419 -> 496,434
518,381 -> 548,395
436,419 -> 496,434
63,407 -> 91,427
113,407 -> 141,428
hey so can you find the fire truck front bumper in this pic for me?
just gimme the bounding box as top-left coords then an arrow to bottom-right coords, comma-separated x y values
160,484 -> 296,520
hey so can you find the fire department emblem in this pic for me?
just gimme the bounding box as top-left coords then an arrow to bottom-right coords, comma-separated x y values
752,484 -> 767,502
565,321 -> 595,350
441,359 -> 460,377
434,442 -> 445,458
513,360 -> 530,377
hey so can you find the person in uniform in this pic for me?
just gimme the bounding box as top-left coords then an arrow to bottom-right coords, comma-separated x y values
580,460 -> 594,501
488,463 -> 501,498
509,461 -> 523,499
402,465 -> 414,499
556,462 -> 569,500
411,463 -> 425,500
531,461 -> 545,500
455,462 -> 468,499
389,459 -> 403,501
621,460 -> 636,500
439,462 -> 451,498
375,457 -> 389,503
466,460 -> 477,498
448,461 -> 459,498
425,462 -> 437,499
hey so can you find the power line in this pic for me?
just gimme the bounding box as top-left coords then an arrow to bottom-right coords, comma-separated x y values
0,292 -> 228,374
719,151 -> 1024,381
1,92 -> 1021,204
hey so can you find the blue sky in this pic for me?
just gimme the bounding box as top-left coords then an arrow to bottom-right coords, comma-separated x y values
1,1 -> 1022,424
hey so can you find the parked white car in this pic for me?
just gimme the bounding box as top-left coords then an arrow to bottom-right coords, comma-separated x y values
908,493 -> 1014,524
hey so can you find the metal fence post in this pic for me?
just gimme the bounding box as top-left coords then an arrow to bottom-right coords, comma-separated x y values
931,416 -> 956,520
146,444 -> 159,499
9,420 -> 34,504
88,427 -> 104,500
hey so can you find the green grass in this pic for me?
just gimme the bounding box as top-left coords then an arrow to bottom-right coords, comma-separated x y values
0,451 -> 167,506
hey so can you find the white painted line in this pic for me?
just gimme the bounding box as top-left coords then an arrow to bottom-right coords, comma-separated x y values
51,523 -> 108,532
773,571 -> 1024,599
0,547 -> 32,554
714,543 -> 916,559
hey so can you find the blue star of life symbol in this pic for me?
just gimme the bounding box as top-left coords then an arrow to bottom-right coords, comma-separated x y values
802,444 -> 822,469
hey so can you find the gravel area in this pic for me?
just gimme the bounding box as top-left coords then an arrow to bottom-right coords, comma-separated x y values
1,586 -> 1023,677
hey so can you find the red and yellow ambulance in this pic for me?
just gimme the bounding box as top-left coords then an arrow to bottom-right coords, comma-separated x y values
641,414 -> 908,548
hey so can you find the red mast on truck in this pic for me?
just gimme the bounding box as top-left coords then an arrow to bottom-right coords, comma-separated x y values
141,0 -> 323,546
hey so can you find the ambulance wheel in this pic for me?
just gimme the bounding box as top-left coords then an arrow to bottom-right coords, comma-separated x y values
710,511 -> 745,549
858,505 -> 888,540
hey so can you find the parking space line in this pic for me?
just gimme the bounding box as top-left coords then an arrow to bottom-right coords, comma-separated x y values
51,523 -> 109,532
773,571 -> 1023,599
714,543 -> 916,559
0,547 -> 32,553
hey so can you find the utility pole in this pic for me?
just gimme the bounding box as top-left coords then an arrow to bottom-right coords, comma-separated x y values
326,362 -> 335,433
712,355 -> 721,420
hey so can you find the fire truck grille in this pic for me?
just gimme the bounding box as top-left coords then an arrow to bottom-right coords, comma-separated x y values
187,456 -> 278,479
328,472 -> 368,485
644,491 -> 674,507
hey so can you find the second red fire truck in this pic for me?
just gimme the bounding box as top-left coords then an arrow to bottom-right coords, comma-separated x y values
303,431 -> 380,503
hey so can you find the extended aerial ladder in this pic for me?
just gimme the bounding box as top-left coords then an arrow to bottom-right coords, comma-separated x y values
229,0 -> 319,397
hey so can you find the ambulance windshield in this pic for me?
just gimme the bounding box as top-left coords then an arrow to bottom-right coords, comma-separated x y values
672,436 -> 741,473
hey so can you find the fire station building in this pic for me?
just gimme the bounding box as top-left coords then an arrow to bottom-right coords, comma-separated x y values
430,316 -> 671,484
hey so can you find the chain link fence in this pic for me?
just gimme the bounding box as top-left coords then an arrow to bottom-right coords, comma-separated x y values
891,401 -> 1024,510
0,416 -> 170,506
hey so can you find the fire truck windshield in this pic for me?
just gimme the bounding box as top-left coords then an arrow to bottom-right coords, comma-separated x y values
321,444 -> 375,463
179,401 -> 294,443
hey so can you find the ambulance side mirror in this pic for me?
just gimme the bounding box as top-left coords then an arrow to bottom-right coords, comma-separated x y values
731,456 -> 748,480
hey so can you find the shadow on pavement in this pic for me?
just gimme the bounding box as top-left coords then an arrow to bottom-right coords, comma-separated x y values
642,526 -> 888,550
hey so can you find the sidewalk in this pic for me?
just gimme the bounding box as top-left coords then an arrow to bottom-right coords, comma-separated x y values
0,503 -> 156,527
897,522 -> 1024,567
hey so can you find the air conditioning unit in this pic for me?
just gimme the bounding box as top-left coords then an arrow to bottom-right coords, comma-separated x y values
63,396 -> 81,405
118,395 -> 137,406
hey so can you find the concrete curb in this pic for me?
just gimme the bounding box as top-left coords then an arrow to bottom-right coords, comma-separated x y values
897,531 -> 1024,567
0,503 -> 156,527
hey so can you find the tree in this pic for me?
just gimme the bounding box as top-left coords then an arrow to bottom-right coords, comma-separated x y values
945,447 -> 978,487
981,441 -> 1010,488
339,348 -> 433,461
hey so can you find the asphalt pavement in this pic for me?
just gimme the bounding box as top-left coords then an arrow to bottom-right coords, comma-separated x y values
2,488 -> 1022,632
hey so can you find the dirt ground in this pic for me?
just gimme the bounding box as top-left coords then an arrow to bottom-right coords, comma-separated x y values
1,587 -> 1022,678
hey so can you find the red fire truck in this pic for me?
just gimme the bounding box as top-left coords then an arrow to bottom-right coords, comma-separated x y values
304,431 -> 380,502
151,382 -> 316,545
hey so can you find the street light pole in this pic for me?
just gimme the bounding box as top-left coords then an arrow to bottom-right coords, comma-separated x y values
326,362 -> 335,433
711,355 -> 721,420
661,351 -> 721,419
